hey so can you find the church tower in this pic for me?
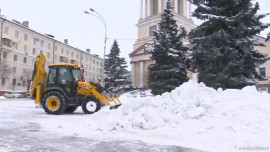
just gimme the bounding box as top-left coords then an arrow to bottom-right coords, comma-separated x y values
129,0 -> 195,88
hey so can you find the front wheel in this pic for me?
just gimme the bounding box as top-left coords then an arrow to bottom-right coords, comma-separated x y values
41,91 -> 66,115
81,96 -> 101,114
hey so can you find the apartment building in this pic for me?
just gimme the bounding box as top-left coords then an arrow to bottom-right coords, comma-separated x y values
0,17 -> 103,92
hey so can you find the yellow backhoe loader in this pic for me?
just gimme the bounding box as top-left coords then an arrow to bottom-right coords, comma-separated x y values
29,54 -> 121,115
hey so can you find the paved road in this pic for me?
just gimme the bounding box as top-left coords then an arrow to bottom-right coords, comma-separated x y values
0,99 -> 204,152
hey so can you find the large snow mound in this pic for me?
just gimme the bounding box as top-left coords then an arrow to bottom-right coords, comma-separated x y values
39,80 -> 270,152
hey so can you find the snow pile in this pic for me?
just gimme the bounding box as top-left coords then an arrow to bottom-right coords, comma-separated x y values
38,80 -> 270,152
0,96 -> 7,99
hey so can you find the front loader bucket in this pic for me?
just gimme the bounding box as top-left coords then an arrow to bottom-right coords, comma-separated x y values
109,104 -> 122,110
104,95 -> 122,110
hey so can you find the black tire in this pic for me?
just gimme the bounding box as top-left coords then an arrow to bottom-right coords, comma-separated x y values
41,91 -> 66,115
64,106 -> 78,113
81,96 -> 101,114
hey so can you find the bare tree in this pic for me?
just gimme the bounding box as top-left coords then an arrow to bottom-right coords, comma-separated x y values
0,60 -> 11,85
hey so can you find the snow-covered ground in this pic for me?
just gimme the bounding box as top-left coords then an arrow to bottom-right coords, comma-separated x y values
1,80 -> 270,152
0,96 -> 6,100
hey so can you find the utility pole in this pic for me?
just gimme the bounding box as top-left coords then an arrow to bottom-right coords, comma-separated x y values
84,9 -> 107,87
0,18 -> 6,87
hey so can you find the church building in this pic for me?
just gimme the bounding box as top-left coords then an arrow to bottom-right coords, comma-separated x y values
130,0 -> 196,88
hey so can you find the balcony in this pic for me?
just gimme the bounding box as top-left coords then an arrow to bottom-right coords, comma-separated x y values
1,38 -> 13,52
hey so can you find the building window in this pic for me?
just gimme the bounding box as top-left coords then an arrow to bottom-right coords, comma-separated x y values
33,38 -> 37,44
15,31 -> 19,38
66,50 -> 69,55
13,42 -> 18,49
4,27 -> 8,34
54,45 -> 58,51
71,52 -> 74,57
23,57 -> 27,63
22,81 -> 26,87
13,66 -> 16,73
14,55 -> 18,61
47,52 -> 50,59
77,53 -> 79,59
97,61 -> 99,65
23,68 -> 27,73
149,25 -> 157,37
41,40 -> 44,47
259,67 -> 266,78
24,34 -> 28,41
12,79 -> 16,86
61,48 -> 64,54
54,55 -> 57,61
48,43 -> 51,49
33,48 -> 36,55
24,45 -> 27,52
152,0 -> 159,16
3,52 -> 7,59
1,78 -> 5,86
40,50 -> 43,54
17,83 -> 21,86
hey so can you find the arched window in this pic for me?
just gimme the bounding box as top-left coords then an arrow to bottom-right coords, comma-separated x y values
149,25 -> 157,37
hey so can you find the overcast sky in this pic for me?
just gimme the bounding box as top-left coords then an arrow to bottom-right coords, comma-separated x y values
1,0 -> 269,70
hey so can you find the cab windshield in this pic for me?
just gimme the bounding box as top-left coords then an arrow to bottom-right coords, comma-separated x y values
72,69 -> 83,81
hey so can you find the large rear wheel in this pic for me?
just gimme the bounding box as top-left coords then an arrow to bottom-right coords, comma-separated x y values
41,91 -> 66,115
81,96 -> 101,114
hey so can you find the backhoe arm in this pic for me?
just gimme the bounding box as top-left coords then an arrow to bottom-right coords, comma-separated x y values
29,54 -> 47,103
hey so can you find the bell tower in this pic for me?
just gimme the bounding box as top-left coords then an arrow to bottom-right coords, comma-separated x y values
130,0 -> 195,88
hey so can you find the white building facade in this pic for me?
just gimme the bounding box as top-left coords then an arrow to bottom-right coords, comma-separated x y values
0,17 -> 103,92
130,0 -> 195,88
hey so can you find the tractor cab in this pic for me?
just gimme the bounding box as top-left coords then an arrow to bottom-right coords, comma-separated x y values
45,63 -> 84,104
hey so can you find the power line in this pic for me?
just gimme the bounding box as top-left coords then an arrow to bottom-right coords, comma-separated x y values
107,37 -> 137,41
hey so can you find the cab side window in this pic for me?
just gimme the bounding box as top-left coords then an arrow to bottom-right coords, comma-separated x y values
48,68 -> 56,84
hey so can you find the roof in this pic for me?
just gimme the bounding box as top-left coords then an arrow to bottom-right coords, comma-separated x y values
129,43 -> 151,57
49,63 -> 82,69
0,17 -> 103,60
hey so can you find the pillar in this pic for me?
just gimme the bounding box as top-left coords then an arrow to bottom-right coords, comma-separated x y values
158,0 -> 162,13
189,1 -> 192,19
174,0 -> 178,14
140,62 -> 144,88
140,0 -> 144,19
131,63 -> 135,87
183,0 -> 187,17
147,0 -> 151,17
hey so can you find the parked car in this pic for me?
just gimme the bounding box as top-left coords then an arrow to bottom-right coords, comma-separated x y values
4,92 -> 23,98
16,92 -> 28,98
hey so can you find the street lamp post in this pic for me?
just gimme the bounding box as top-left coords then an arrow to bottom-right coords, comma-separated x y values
84,9 -> 107,87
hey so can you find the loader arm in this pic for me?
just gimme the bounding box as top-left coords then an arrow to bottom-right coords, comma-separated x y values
29,54 -> 47,102
77,81 -> 121,108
